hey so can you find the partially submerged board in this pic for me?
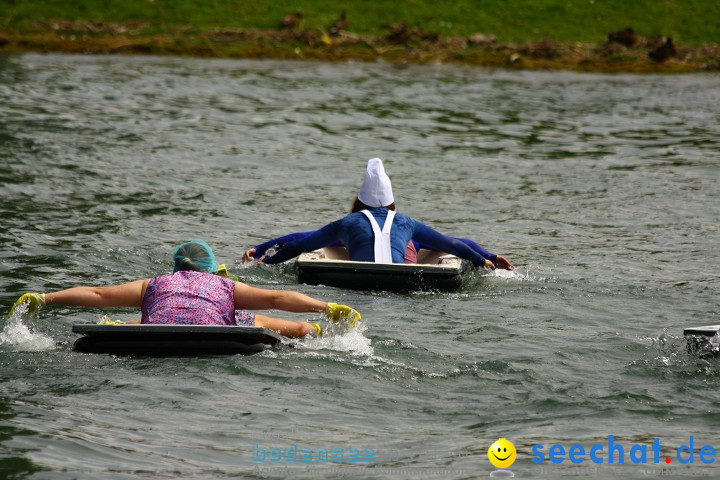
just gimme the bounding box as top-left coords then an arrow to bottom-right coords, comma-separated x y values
683,325 -> 720,337
72,324 -> 283,356
296,250 -> 473,292
683,324 -> 720,357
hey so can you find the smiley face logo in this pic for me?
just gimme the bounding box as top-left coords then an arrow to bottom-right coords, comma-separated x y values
488,438 -> 516,469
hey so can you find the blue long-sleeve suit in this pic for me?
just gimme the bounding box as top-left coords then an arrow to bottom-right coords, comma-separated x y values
260,208 -> 496,266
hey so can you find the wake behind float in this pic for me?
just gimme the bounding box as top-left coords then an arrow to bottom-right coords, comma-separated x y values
683,324 -> 720,357
295,249 -> 473,293
72,324 -> 282,356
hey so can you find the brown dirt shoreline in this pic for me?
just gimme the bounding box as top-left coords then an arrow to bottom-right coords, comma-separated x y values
1,22 -> 719,73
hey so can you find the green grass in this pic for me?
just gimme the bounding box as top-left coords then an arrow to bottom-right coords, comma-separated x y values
1,0 -> 719,45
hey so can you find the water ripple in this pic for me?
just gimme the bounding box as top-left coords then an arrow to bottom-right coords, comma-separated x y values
1,54 -> 719,479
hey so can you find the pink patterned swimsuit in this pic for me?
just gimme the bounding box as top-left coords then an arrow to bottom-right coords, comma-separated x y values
141,271 -> 254,326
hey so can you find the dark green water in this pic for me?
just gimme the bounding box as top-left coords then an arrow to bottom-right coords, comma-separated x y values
1,53 -> 719,479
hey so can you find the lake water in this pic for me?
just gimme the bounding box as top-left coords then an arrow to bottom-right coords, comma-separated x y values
1,53 -> 719,479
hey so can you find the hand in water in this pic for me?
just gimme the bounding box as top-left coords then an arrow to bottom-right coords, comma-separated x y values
325,303 -> 362,328
9,293 -> 46,318
243,246 -> 277,263
495,255 -> 514,270
242,248 -> 257,263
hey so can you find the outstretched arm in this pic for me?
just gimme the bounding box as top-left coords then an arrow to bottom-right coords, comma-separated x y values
414,231 -> 514,270
9,280 -> 148,317
412,223 -> 495,268
234,282 -> 327,312
262,222 -> 341,264
456,238 -> 513,270
233,282 -> 361,326
244,231 -> 316,262
416,237 -> 496,262
254,314 -> 317,337
44,280 -> 148,308
457,238 -> 496,263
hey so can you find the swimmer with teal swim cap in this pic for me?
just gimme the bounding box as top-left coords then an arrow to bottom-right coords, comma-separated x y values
172,239 -> 238,281
172,239 -> 220,273
9,239 -> 361,337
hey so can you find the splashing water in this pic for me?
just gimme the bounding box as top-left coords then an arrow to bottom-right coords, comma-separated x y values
489,265 -> 532,281
295,323 -> 373,357
0,304 -> 55,351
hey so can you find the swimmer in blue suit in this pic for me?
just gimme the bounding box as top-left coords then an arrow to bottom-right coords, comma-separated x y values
244,158 -> 514,270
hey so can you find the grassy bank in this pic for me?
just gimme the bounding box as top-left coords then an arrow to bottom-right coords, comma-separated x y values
1,0 -> 719,72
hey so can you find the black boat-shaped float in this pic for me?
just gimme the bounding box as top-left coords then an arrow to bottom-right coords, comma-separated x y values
683,324 -> 720,357
72,324 -> 283,356
295,248 -> 473,293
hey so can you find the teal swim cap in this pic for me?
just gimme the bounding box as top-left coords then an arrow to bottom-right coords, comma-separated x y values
172,240 -> 220,273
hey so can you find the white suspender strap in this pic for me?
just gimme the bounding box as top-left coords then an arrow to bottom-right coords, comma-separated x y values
360,209 -> 395,263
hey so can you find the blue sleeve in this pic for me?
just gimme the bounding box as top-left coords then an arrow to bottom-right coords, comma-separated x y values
418,237 -> 497,264
412,223 -> 493,266
263,221 -> 342,264
457,238 -> 496,264
254,231 -> 316,258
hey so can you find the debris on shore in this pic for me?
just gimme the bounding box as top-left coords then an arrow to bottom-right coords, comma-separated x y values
1,18 -> 717,73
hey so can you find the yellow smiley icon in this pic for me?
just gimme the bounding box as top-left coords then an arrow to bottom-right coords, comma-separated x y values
488,438 -> 516,469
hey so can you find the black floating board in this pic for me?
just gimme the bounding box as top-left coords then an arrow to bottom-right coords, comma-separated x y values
296,251 -> 473,293
683,325 -> 720,337
72,324 -> 283,356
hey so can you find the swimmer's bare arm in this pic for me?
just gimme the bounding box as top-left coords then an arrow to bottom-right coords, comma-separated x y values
233,282 -> 326,313
44,279 -> 149,308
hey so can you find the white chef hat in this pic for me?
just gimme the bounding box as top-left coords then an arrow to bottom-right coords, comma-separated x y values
357,157 -> 394,208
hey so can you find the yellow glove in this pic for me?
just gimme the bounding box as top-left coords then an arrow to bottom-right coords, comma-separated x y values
9,293 -> 46,318
325,303 -> 361,328
99,318 -> 126,325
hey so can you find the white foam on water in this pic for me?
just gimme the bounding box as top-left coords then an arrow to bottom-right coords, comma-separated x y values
0,304 -> 56,351
489,266 -> 531,281
294,323 -> 374,357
